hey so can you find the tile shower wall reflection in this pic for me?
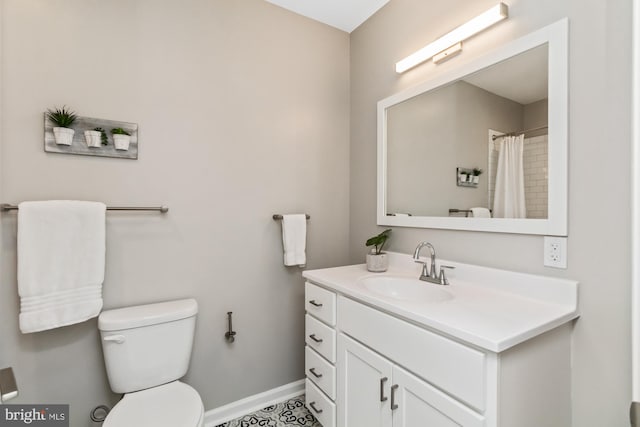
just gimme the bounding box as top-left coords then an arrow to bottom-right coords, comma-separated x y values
523,135 -> 549,219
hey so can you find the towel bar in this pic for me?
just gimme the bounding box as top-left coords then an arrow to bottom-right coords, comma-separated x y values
273,214 -> 310,220
0,203 -> 169,213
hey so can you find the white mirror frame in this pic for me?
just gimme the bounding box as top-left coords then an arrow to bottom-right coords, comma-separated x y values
631,0 -> 640,407
377,19 -> 568,236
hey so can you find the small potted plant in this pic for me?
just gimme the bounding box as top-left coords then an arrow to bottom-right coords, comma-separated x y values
111,128 -> 131,150
365,229 -> 392,272
84,128 -> 102,148
94,127 -> 109,146
46,106 -> 77,146
472,168 -> 483,184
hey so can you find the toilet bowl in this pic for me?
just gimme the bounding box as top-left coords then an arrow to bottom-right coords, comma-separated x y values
98,299 -> 203,427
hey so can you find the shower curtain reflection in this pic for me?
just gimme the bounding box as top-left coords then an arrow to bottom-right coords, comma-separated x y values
492,134 -> 527,218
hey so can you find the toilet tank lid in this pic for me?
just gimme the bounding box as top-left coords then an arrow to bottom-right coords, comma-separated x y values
99,299 -> 198,331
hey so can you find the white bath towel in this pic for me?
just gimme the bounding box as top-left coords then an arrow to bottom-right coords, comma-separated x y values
470,207 -> 492,218
18,200 -> 106,333
281,214 -> 307,267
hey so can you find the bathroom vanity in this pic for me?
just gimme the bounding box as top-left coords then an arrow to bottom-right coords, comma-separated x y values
302,252 -> 578,427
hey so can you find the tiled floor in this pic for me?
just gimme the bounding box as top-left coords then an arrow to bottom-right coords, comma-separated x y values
215,395 -> 321,427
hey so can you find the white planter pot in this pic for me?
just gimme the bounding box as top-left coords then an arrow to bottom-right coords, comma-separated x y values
84,130 -> 102,148
113,134 -> 131,151
53,127 -> 75,146
472,176 -> 480,184
366,252 -> 389,272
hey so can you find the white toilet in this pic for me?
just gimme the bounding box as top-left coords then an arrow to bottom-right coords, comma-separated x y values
98,298 -> 204,427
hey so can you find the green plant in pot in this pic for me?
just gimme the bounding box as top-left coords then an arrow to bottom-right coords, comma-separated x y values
365,228 -> 392,272
111,127 -> 131,151
46,106 -> 77,146
83,127 -> 105,148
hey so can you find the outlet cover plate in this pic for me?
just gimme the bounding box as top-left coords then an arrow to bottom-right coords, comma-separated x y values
544,236 -> 567,269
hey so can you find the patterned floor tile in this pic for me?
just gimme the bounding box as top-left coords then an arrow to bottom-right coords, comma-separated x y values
215,395 -> 321,427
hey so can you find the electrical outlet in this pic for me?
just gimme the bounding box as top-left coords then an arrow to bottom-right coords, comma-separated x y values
544,236 -> 567,269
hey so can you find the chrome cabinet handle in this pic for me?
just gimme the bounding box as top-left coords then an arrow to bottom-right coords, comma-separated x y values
391,384 -> 399,410
309,334 -> 323,343
380,377 -> 388,402
309,401 -> 323,414
309,300 -> 323,307
309,368 -> 323,378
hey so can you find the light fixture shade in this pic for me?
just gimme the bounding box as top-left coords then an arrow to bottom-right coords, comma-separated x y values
395,3 -> 508,73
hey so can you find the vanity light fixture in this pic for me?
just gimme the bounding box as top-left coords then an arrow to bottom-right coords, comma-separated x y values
395,2 -> 509,73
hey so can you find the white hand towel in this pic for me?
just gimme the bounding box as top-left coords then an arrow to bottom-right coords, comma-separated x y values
18,200 -> 106,333
282,214 -> 307,267
470,207 -> 492,218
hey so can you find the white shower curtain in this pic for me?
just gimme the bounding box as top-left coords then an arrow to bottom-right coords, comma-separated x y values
492,134 -> 526,218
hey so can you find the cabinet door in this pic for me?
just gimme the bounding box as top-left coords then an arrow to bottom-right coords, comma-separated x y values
392,365 -> 484,427
338,334 -> 393,427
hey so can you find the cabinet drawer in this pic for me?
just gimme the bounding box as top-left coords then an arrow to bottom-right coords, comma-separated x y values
306,346 -> 336,400
306,314 -> 336,363
338,296 -> 486,411
305,282 -> 337,326
306,379 -> 336,427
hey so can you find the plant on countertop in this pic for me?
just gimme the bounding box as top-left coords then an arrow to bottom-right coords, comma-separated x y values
366,229 -> 392,255
111,127 -> 130,136
472,168 -> 483,176
94,127 -> 109,146
46,106 -> 77,128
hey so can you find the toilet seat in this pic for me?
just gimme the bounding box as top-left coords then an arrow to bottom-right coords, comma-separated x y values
103,381 -> 204,427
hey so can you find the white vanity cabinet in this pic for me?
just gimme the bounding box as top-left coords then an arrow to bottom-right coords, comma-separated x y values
302,255 -> 577,427
334,295 -> 572,427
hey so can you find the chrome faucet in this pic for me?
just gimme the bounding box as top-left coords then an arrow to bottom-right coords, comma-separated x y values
412,242 -> 453,285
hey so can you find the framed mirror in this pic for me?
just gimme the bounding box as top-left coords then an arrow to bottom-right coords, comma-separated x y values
377,19 -> 568,235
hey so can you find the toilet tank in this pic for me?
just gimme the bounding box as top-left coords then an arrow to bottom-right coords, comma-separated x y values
98,299 -> 198,394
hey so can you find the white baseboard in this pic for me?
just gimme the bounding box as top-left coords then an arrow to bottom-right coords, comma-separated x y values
203,379 -> 305,426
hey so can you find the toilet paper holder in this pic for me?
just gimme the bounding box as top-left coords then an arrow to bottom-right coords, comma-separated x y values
225,312 -> 236,343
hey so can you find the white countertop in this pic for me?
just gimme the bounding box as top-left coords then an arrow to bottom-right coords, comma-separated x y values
302,252 -> 579,352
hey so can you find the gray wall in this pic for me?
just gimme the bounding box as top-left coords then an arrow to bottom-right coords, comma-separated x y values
350,0 -> 631,426
387,81 -> 523,216
524,98 -> 549,138
524,98 -> 549,130
0,1 -> 350,425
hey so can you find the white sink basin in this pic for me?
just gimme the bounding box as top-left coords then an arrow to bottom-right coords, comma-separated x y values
359,276 -> 453,303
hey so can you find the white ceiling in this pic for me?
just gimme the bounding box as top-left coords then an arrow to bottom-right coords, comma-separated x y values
264,0 -> 390,33
464,44 -> 549,105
